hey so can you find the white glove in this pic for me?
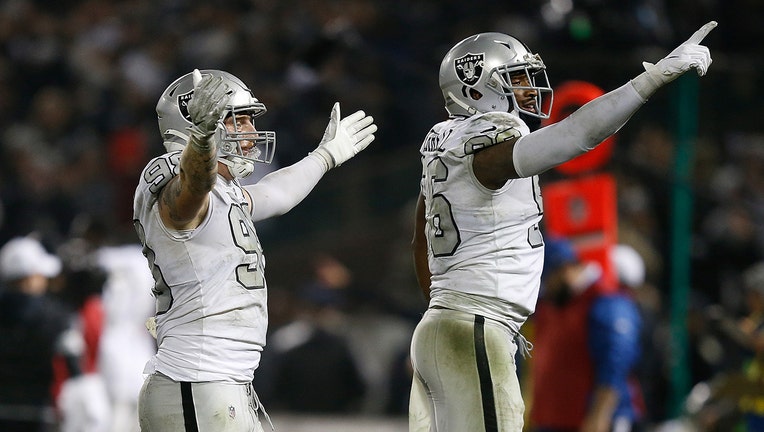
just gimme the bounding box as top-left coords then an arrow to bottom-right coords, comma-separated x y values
186,69 -> 232,148
631,21 -> 717,100
311,102 -> 377,169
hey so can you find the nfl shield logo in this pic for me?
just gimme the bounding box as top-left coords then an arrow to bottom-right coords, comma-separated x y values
454,52 -> 484,86
177,90 -> 194,123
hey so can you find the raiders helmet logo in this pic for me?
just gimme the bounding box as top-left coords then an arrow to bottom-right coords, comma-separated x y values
455,52 -> 484,86
177,89 -> 194,123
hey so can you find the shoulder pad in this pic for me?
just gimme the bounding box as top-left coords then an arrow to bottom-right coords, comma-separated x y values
140,151 -> 182,195
462,112 -> 528,155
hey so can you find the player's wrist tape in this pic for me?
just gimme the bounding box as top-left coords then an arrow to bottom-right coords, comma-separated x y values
630,66 -> 665,102
187,126 -> 214,153
309,147 -> 335,171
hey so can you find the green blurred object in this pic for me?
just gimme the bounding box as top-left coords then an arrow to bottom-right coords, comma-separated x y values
669,73 -> 698,417
569,14 -> 592,40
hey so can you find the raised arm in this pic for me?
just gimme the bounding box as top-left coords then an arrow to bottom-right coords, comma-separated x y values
159,70 -> 231,230
245,102 -> 376,221
501,21 -> 717,180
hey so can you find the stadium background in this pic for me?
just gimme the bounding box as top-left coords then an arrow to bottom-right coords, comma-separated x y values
0,0 -> 762,430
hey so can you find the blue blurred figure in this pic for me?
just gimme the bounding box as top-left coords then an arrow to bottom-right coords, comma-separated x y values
530,237 -> 645,432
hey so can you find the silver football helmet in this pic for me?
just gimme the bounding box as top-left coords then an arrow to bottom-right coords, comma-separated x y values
156,69 -> 276,178
439,33 -> 553,118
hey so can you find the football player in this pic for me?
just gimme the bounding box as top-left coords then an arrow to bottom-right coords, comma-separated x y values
134,69 -> 376,431
410,22 -> 716,431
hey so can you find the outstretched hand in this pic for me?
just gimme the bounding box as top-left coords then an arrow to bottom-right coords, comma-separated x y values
313,102 -> 378,169
646,21 -> 716,77
632,21 -> 717,100
187,69 -> 232,138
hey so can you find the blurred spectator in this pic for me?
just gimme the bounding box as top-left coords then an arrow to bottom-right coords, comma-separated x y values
94,243 -> 155,432
697,203 -> 763,308
58,216 -> 154,432
0,236 -> 82,431
52,254 -> 107,381
730,262 -> 764,431
703,262 -> 764,431
611,243 -> 668,427
52,261 -> 109,432
257,254 -> 366,413
530,237 -> 644,432
1,85 -> 109,245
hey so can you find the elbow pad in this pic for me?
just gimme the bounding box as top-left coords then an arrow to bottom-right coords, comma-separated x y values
512,83 -> 645,177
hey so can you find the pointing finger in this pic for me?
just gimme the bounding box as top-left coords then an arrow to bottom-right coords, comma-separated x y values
685,21 -> 717,45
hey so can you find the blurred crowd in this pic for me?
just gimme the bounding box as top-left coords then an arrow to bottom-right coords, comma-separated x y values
0,0 -> 763,431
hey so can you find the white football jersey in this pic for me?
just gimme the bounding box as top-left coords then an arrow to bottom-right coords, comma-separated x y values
133,152 -> 267,383
420,111 -> 544,331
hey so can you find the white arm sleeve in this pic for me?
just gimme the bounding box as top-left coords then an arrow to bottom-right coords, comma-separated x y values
244,153 -> 328,222
512,82 -> 646,178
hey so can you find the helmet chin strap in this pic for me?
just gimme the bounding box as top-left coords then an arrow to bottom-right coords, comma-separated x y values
219,157 -> 255,178
447,91 -> 478,116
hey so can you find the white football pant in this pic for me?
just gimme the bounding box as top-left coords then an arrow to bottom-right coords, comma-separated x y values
409,308 -> 525,432
138,373 -> 266,432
